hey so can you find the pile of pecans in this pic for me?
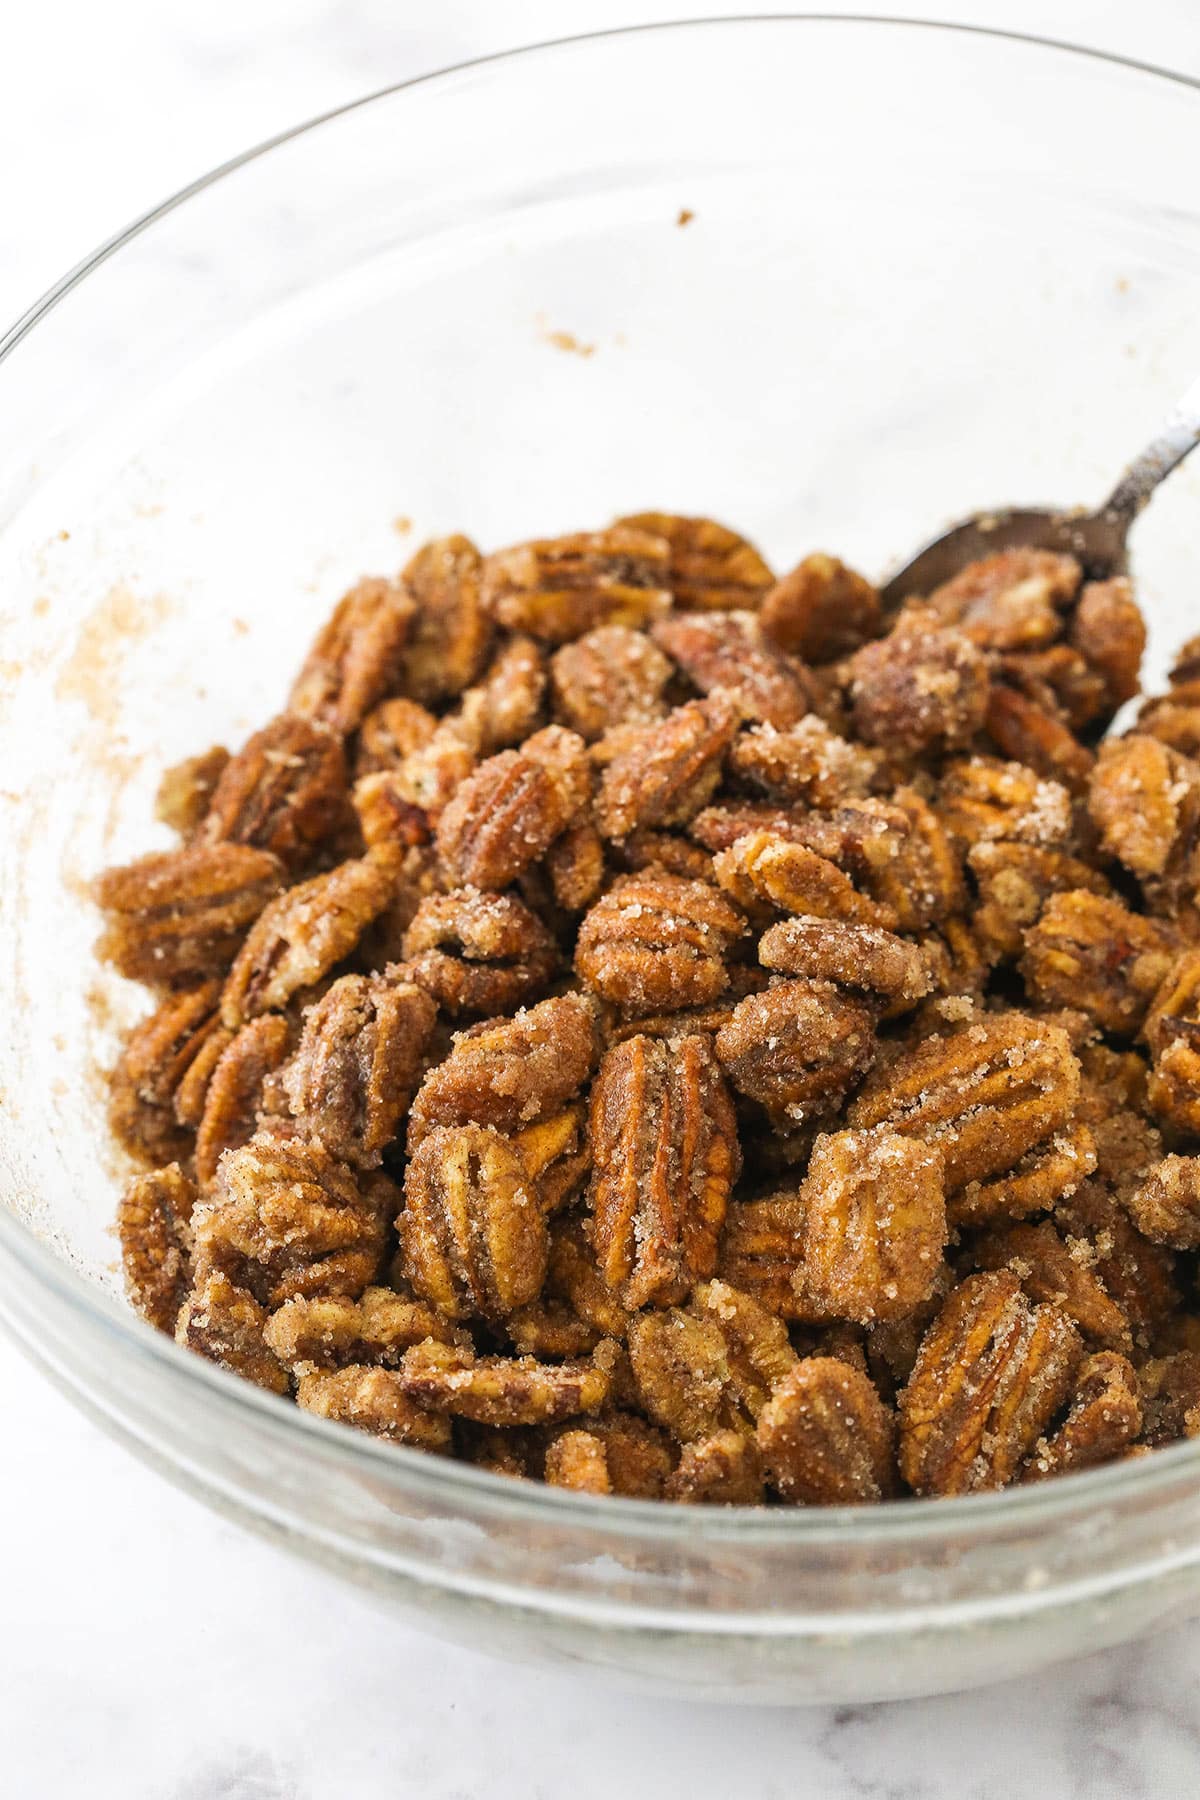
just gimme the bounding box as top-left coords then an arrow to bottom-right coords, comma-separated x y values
99,517 -> 1200,1503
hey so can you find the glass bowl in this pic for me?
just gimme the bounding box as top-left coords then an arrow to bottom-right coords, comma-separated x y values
4,18 -> 1200,1707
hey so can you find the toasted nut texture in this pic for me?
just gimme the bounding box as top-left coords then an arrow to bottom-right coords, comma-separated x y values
845,607 -> 990,754
1144,950 -> 1200,1136
926,549 -> 1080,651
289,576 -> 414,733
589,1033 -> 739,1308
95,843 -> 285,986
200,714 -> 348,869
264,1287 -> 461,1370
175,1270 -> 290,1394
296,1367 -> 452,1447
550,625 -> 672,741
156,746 -> 230,837
195,1014 -> 292,1186
1069,577 -> 1146,711
1127,1156 -> 1200,1251
399,534 -> 491,702
409,993 -> 599,1144
616,512 -> 773,613
482,527 -> 672,642
651,612 -> 814,728
758,917 -> 931,1017
757,1359 -> 897,1503
595,694 -> 741,840
628,1282 -> 795,1440
436,727 -> 590,889
716,981 -> 877,1124
395,1338 -> 615,1426
282,974 -> 436,1166
759,554 -> 881,663
400,888 -> 557,1015
117,1164 -> 196,1332
665,1430 -> 764,1504
400,1123 -> 548,1320
575,872 -> 744,1014
1021,892 -> 1177,1036
108,983 -> 225,1165
1023,1352 -> 1142,1481
729,716 -> 881,808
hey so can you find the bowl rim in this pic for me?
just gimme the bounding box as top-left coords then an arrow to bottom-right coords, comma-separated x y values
4,11 -> 1200,1549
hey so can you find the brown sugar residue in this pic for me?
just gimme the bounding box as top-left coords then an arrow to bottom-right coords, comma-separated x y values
541,327 -> 595,359
393,515 -> 413,536
55,585 -> 174,730
33,597 -> 50,618
677,207 -> 695,227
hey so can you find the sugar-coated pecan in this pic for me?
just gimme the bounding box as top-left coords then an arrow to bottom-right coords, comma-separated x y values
408,993 -> 599,1145
436,725 -> 590,889
866,788 -> 966,932
396,1338 -> 615,1426
602,964 -> 769,1047
665,1430 -> 764,1504
614,826 -> 713,883
759,554 -> 881,663
651,611 -> 815,728
543,1429 -> 613,1494
969,841 -> 1111,964
400,1123 -> 548,1320
1089,735 -> 1200,892
628,1281 -> 796,1440
380,722 -> 476,821
1126,1156 -> 1200,1252
715,981 -> 877,1125
1024,1351 -> 1142,1479
713,831 -> 898,929
845,606 -> 990,754
974,1218 -> 1131,1353
1139,689 -> 1200,760
481,526 -> 672,642
281,973 -> 436,1166
288,577 -> 414,733
595,693 -> 740,840
539,1211 -> 632,1341
117,1164 -> 196,1332
1002,644 -> 1109,733
1144,949 -> 1200,1135
398,534 -> 491,702
717,1191 -> 808,1317
351,772 -> 430,850
192,1133 -> 388,1307
757,1358 -> 897,1503
296,1367 -> 451,1446
729,715 -> 881,808
939,757 -> 1073,850
456,634 -> 547,754
175,1270 -> 290,1393
849,1014 -> 1080,1191
1069,576 -> 1146,712
899,1270 -> 1081,1495
1056,1183 -> 1179,1351
95,843 -> 285,987
1021,891 -> 1178,1036
794,1130 -> 947,1325
512,1104 -> 590,1213
545,820 -> 606,912
690,801 -> 813,856
264,1286 -> 461,1371
549,624 -> 672,742
1139,1350 -> 1200,1447
926,549 -> 1080,650
588,1033 -> 738,1308
194,1014 -> 292,1186
355,697 -> 439,776
614,511 -> 774,613
575,871 -> 744,1014
950,1119 -> 1096,1229
545,1414 -> 677,1498
985,680 -> 1093,790
108,982 -> 225,1163
758,917 -> 931,1018
200,714 -> 348,870
156,746 -> 230,837
400,888 -> 557,1015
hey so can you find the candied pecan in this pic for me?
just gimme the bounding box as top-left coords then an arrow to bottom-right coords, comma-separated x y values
541,1211 -> 631,1341
1002,644 -> 1109,733
1069,576 -> 1146,711
757,1358 -> 897,1503
399,1123 -> 548,1321
507,1301 -> 602,1360
618,829 -> 714,883
175,1270 -> 289,1393
457,634 -> 547,754
1089,735 -> 1200,892
595,693 -> 740,841
759,554 -> 881,663
588,1033 -> 738,1308
396,1339 -> 614,1426
690,801 -> 812,856
729,716 -> 881,808
549,625 -> 672,741
926,549 -> 1080,650
481,526 -> 672,643
199,714 -> 348,870
436,726 -> 590,890
544,1414 -> 677,1497
351,772 -> 430,850
1021,891 -> 1178,1036
665,1430 -> 764,1504
1139,690 -> 1200,760
1024,1351 -> 1142,1479
409,997 -> 598,1156
288,577 -> 414,733
950,1120 -> 1096,1229
1127,1156 -> 1200,1251
192,1133 -> 388,1307
717,1191 -> 808,1317
108,982 -> 224,1163
398,534 -> 491,702
866,788 -> 966,931
969,841 -> 1111,965
793,1129 -> 947,1325
758,917 -> 931,1018
220,850 -> 396,1027
1056,1183 -> 1179,1350
281,974 -> 436,1166
939,757 -> 1073,850
512,1104 -> 590,1212
865,1263 -> 956,1394
399,888 -> 557,1016
194,1014 -> 292,1186
615,512 -> 773,613
984,680 -> 1093,790
715,981 -> 876,1125
95,843 -> 285,987
603,966 -> 769,1047
575,871 -> 744,1014
899,1270 -> 1081,1495
1144,949 -> 1200,1135
845,607 -> 990,754
296,1367 -> 451,1446
849,1014 -> 1080,1192
627,1281 -> 795,1440
651,611 -> 814,728
1139,1350 -> 1200,1446
354,697 -> 439,777
264,1286 -> 461,1371
713,832 -> 898,929
544,1429 -> 612,1494
545,820 -> 606,912
156,746 -> 230,837
974,1219 -> 1131,1353
117,1164 -> 195,1332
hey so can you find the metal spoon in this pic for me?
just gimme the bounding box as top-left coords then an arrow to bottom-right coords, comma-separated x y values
880,372 -> 1200,608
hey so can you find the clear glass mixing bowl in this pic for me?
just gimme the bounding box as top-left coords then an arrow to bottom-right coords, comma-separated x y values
4,18 -> 1200,1706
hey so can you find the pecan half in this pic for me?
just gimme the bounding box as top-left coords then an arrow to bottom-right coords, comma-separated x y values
615,511 -> 774,613
1023,1352 -> 1142,1480
1088,734 -> 1200,894
400,888 -> 558,1015
595,693 -> 741,841
1126,1156 -> 1200,1252
759,553 -> 881,663
757,1358 -> 897,1503
974,1218 -> 1131,1353
399,534 -> 491,702
354,697 -> 439,777
925,549 -> 1080,650
545,820 -> 607,912
1056,1182 -> 1179,1351
985,680 -> 1093,790
939,756 -> 1073,850
200,714 -> 348,869
1069,576 -> 1146,712
195,1013 -> 292,1186
395,1338 -> 615,1426
95,843 -> 285,986
289,577 -> 414,733
108,982 -> 225,1163
436,725 -> 590,889
457,634 -> 547,754
117,1164 -> 196,1332
296,1367 -> 451,1446
1020,891 -> 1178,1036
575,871 -> 745,1014
627,1281 -> 795,1440
758,917 -> 931,1018
399,1122 -> 548,1320
545,1414 -> 676,1499
950,1119 -> 1096,1229
969,841 -> 1111,965
845,606 -> 990,754
264,1286 -> 461,1370
729,715 -> 881,808
352,771 -> 431,850
665,1431 -> 764,1504
549,624 -> 672,742
481,526 -> 672,642
175,1270 -> 290,1393
713,832 -> 898,928
651,611 -> 814,728
715,981 -> 877,1125
717,1191 -> 808,1318
408,993 -> 599,1144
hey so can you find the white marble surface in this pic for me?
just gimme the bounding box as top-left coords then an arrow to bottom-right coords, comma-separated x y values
5,3 -> 1200,1795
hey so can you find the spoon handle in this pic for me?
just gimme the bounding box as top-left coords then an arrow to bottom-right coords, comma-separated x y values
1102,371 -> 1200,523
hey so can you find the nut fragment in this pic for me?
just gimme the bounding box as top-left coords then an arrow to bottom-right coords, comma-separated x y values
264,1286 -> 461,1370
400,888 -> 558,1015
1138,1351 -> 1200,1447
899,1270 -> 1082,1495
714,832 -> 897,928
845,607 -> 990,754
588,1033 -> 739,1308
545,1414 -> 676,1498
717,1191 -> 808,1318
1023,1352 -> 1142,1480
289,577 -> 414,733
595,693 -> 741,841
729,715 -> 881,808
974,1218 -> 1131,1353
281,974 -> 436,1166
969,841 -> 1111,964
985,680 -> 1094,790
117,1164 -> 196,1332
575,871 -> 744,1014
549,625 -> 671,741
95,843 -> 285,986
482,526 -> 672,642
108,982 -> 225,1164
1021,892 -> 1177,1036
939,756 -> 1073,850
200,714 -> 348,869
156,746 -> 230,837
436,726 -> 590,889
355,697 -> 439,776
757,1358 -> 897,1504
759,554 -> 881,663
715,981 -> 877,1124
665,1430 -> 764,1504
651,611 -> 814,727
